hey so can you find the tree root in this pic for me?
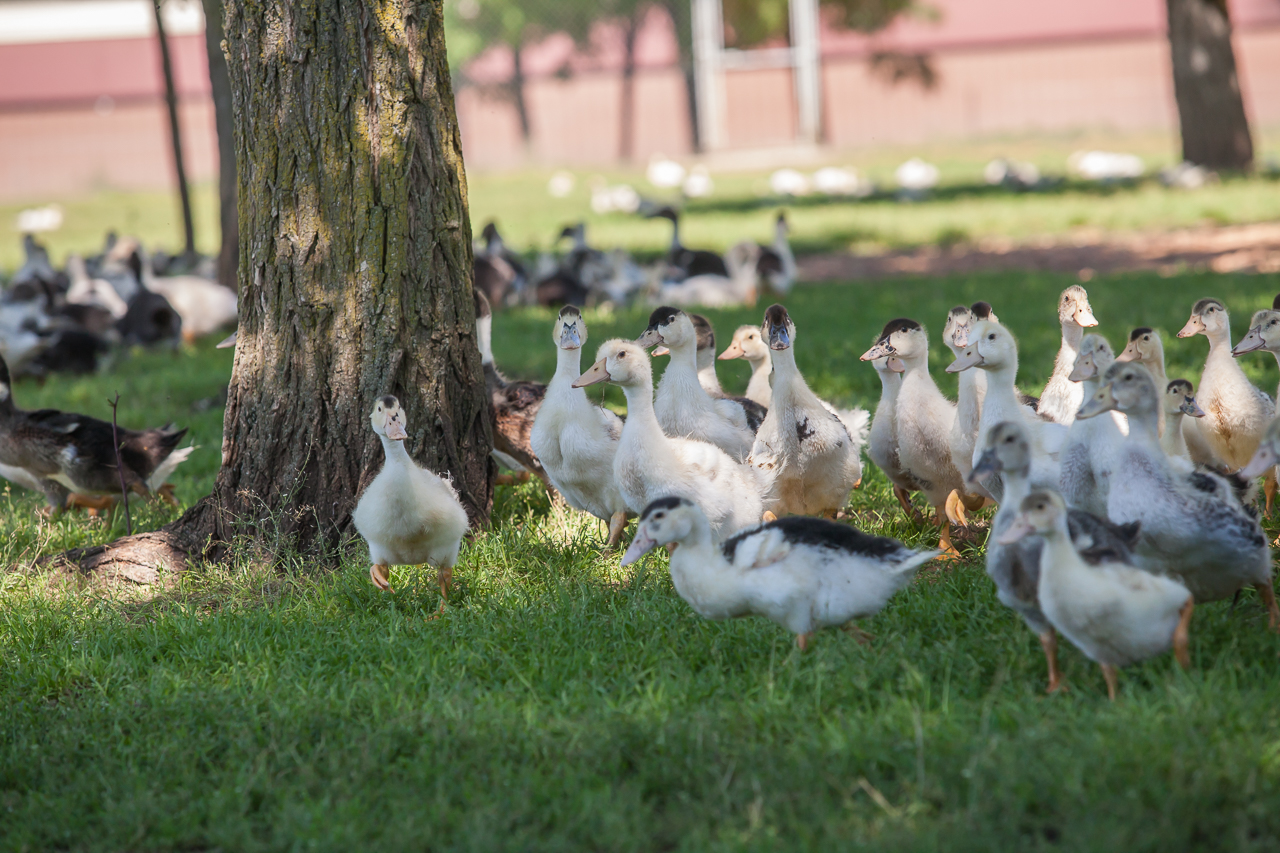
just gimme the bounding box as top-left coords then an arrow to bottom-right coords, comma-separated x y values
45,530 -> 192,586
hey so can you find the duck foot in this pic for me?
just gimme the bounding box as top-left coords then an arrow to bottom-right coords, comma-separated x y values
427,564 -> 453,619
65,493 -> 117,514
1173,596 -> 1194,669
944,490 -> 969,527
369,563 -> 393,592
894,487 -> 924,523
842,623 -> 875,646
762,511 -> 778,524
796,632 -> 813,651
1256,582 -> 1280,633
1040,630 -> 1068,693
605,511 -> 629,549
935,519 -> 962,560
1100,663 -> 1118,702
494,471 -> 531,486
851,475 -> 862,489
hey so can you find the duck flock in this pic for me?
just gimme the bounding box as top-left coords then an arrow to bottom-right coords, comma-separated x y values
356,283 -> 1280,701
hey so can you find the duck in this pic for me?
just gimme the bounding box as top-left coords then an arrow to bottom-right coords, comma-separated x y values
1176,298 -> 1275,477
573,339 -> 767,539
753,213 -> 796,296
638,307 -> 761,461
474,289 -> 553,489
0,352 -> 192,513
529,307 -> 631,547
1115,326 -> 1212,458
1036,285 -> 1098,425
1058,334 -> 1127,515
648,207 -> 729,279
942,305 -> 986,486
746,305 -> 863,518
1161,379 -> 1206,462
65,254 -> 128,320
970,420 -> 1142,693
866,354 -> 924,521
352,396 -> 469,604
1076,360 -> 1276,623
863,318 -> 970,556
718,324 -> 773,407
998,489 -> 1193,701
139,250 -> 238,343
1231,295 -> 1280,383
476,221 -> 528,305
653,242 -> 760,308
620,496 -> 935,650
660,314 -> 770,423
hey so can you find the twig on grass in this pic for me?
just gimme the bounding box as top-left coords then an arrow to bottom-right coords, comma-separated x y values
109,393 -> 132,536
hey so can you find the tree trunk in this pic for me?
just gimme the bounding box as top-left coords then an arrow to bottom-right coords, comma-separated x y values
658,0 -> 700,152
1166,0 -> 1253,170
618,17 -> 639,162
59,0 -> 494,580
201,0 -> 238,291
153,0 -> 198,263
511,43 -> 532,144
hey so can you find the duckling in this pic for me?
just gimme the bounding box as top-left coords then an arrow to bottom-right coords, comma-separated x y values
0,353 -> 191,512
998,489 -> 1193,701
747,305 -> 863,518
1176,299 -> 1274,474
719,324 -> 773,407
1077,361 -> 1276,626
941,304 -> 997,516
353,396 -> 469,602
866,355 -> 924,521
529,307 -> 631,547
474,289 -> 553,490
574,339 -> 767,538
621,496 -> 935,650
863,318 -> 969,557
1231,299 -> 1280,512
1161,379 -> 1206,462
638,307 -> 760,461
971,420 -> 1142,693
1037,285 -> 1098,425
661,314 -> 767,427
139,250 -> 238,342
1059,334 -> 1127,515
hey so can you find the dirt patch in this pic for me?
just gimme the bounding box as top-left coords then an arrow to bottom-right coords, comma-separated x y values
798,221 -> 1280,281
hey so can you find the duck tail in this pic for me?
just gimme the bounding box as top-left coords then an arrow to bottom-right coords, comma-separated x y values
834,407 -> 871,452
896,548 -> 941,577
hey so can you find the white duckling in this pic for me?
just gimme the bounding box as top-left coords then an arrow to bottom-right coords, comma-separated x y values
998,489 -> 1193,701
621,497 -> 935,650
863,318 -> 968,557
1036,285 -> 1099,425
719,324 -> 773,408
1160,379 -> 1206,463
140,252 -> 238,342
971,420 -> 1142,693
574,339 -> 767,539
353,396 -> 470,603
942,304 -> 987,489
529,307 -> 631,546
638,307 -> 761,461
866,354 -> 924,521
1077,361 -> 1277,625
1231,299 -> 1280,513
659,314 -> 769,426
747,305 -> 863,518
1176,298 -> 1275,472
1058,334 -> 1128,515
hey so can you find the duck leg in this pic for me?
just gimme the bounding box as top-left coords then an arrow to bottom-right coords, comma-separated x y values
155,483 -> 179,507
369,563 -> 393,592
936,513 -> 961,560
1255,582 -> 1280,632
1039,630 -> 1068,693
1100,664 -> 1119,702
494,470 -> 531,487
894,487 -> 923,523
795,632 -> 813,651
1265,469 -> 1278,517
944,490 -> 970,527
1173,597 -> 1194,669
436,564 -> 454,613
65,493 -> 117,514
605,511 -> 629,549
842,623 -> 875,646
762,511 -> 778,523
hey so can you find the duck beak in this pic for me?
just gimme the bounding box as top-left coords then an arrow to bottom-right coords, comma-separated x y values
886,357 -> 905,373
384,417 -> 408,441
951,325 -> 970,348
1076,382 -> 1117,419
946,347 -> 984,373
1233,327 -> 1265,355
559,323 -> 582,350
995,514 -> 1037,545
1067,357 -> 1095,383
767,323 -> 791,351
861,339 -> 894,361
635,328 -> 663,349
1177,315 -> 1205,338
968,448 -> 1000,485
620,529 -> 659,566
1075,305 -> 1098,327
216,331 -> 238,349
1241,444 -> 1279,479
718,342 -> 745,360
652,346 -> 670,357
1116,343 -> 1138,363
1181,397 -> 1206,418
573,358 -> 611,388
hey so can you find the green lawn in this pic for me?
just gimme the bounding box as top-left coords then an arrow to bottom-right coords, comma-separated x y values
4,268 -> 1280,850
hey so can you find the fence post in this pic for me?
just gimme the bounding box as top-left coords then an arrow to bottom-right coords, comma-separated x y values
691,0 -> 724,151
790,0 -> 821,145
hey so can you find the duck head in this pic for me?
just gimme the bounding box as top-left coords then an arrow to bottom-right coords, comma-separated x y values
861,318 -> 923,363
762,304 -> 795,351
970,301 -> 999,324
685,313 -> 717,366
573,339 -> 650,389
1068,334 -> 1115,382
1058,285 -> 1098,328
371,395 -> 408,441
636,306 -> 691,352
1233,305 -> 1280,356
943,305 -> 974,350
1164,379 -> 1206,419
1177,298 -> 1229,339
970,420 -> 1031,485
720,324 -> 769,363
554,305 -> 584,350
621,497 -> 700,566
947,320 -> 1015,373
1077,361 -> 1158,420
995,490 -> 1066,545
1241,416 -> 1280,478
1116,327 -> 1163,370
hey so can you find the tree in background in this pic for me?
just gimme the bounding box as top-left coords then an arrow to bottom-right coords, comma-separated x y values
153,0 -> 197,267
201,0 -> 238,290
1166,0 -> 1253,170
446,0 -> 545,144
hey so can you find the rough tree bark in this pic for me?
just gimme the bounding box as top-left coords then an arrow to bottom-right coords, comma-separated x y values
201,0 -> 239,290
1166,0 -> 1253,170
58,0 -> 493,582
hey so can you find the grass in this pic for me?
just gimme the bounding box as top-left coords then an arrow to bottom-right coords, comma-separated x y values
4,267 -> 1280,849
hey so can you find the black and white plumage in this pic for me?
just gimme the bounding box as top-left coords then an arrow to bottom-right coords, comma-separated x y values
621,497 -> 935,648
684,313 -> 768,428
647,207 -> 728,279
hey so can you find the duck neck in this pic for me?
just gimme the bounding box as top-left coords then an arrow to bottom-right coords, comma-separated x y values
380,435 -> 412,468
553,345 -> 583,383
663,340 -> 706,398
1000,463 -> 1034,504
1122,403 -> 1161,447
982,358 -> 1021,409
667,517 -> 735,602
621,381 -> 661,434
1038,522 -> 1082,584
1204,325 -> 1232,356
476,314 -> 494,366
1052,322 -> 1082,377
667,217 -> 682,252
770,346 -> 799,383
1162,411 -> 1187,455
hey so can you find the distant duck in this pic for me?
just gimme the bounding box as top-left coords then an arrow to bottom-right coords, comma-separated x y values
654,241 -> 759,308
140,255 -> 238,343
812,166 -> 867,197
353,395 -> 469,605
648,207 -> 728,279
474,221 -> 527,307
718,324 -> 774,408
646,155 -> 686,189
1037,285 -> 1098,425
621,497 -> 935,650
769,169 -> 809,197
589,178 -> 641,214
683,165 -> 714,198
752,213 -> 796,296
1069,150 -> 1144,181
65,254 -> 128,320
895,158 -> 939,198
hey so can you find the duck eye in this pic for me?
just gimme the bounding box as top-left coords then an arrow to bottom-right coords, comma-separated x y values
653,512 -> 665,520
988,333 -> 996,341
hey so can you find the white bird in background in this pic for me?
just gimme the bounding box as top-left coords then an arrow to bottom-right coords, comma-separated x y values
896,158 -> 940,192
984,159 -> 1041,189
683,165 -> 714,198
647,154 -> 686,189
812,166 -> 866,197
769,169 -> 810,197
589,178 -> 641,214
1069,151 -> 1144,181
15,205 -> 63,233
547,171 -> 576,198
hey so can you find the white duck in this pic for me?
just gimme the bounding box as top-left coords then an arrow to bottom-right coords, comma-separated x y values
1160,379 -> 1207,463
1036,285 -> 1098,425
659,315 -> 767,430
719,324 -> 773,408
574,339 -> 766,539
746,305 -> 863,518
1077,361 -> 1276,623
752,213 -> 796,296
621,497 -> 935,650
942,304 -> 987,487
352,396 -> 470,605
65,254 -> 128,319
638,307 -> 761,461
998,489 -> 1193,701
654,242 -> 760,308
1231,300 -> 1280,513
866,354 -> 923,521
1116,325 -> 1219,463
529,307 -> 631,547
862,318 -> 968,557
1058,334 -> 1127,516
140,252 -> 238,342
